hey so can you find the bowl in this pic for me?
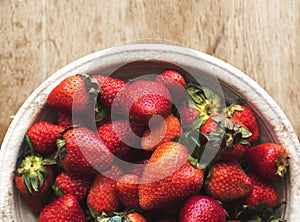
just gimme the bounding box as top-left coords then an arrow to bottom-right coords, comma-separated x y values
0,43 -> 299,221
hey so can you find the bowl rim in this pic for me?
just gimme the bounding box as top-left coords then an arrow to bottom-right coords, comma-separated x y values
1,43 -> 299,221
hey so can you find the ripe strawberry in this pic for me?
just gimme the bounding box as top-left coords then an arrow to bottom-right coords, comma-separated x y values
120,80 -> 172,125
200,115 -> 252,161
139,141 -> 204,210
225,104 -> 259,142
244,143 -> 289,181
38,194 -> 86,222
179,102 -> 201,126
57,111 -> 73,128
47,74 -> 99,114
97,120 -> 145,158
204,161 -> 253,201
179,195 -> 226,222
14,155 -> 55,213
27,121 -> 64,156
156,69 -> 186,102
243,172 -> 280,207
87,166 -> 124,218
126,212 -> 147,222
57,127 -> 114,176
52,171 -> 93,201
141,115 -> 181,152
92,75 -> 126,110
116,174 -> 140,209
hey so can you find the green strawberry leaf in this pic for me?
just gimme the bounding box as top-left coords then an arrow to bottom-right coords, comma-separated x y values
224,104 -> 245,116
52,182 -> 64,197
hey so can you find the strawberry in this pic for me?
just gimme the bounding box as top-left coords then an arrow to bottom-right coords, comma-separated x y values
56,127 -> 114,176
139,141 -> 204,210
120,80 -> 172,125
126,212 -> 147,222
38,194 -> 86,222
156,69 -> 187,102
141,115 -> 181,152
235,173 -> 285,222
92,75 -> 126,110
116,174 -> 140,209
52,171 -> 93,201
200,115 -> 252,161
97,120 -> 145,158
244,143 -> 289,181
14,155 -> 55,213
87,166 -> 124,218
204,161 -> 253,201
179,195 -> 226,222
179,102 -> 201,126
225,104 -> 260,142
47,74 -> 99,114
27,121 -> 64,156
57,111 -> 73,128
243,172 -> 280,207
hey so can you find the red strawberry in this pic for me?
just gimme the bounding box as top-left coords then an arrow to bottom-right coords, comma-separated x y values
38,194 -> 86,222
52,171 -> 93,201
244,143 -> 289,181
126,212 -> 147,222
205,161 -> 253,201
57,111 -> 73,128
116,174 -> 140,208
156,69 -> 186,102
120,80 -> 172,125
97,120 -> 145,158
200,115 -> 252,161
139,141 -> 204,210
225,104 -> 260,142
141,115 -> 181,152
92,75 -> 126,110
179,102 -> 201,126
14,155 -> 55,213
179,195 -> 226,222
57,127 -> 114,176
47,74 -> 99,114
87,166 -> 124,218
243,172 -> 280,207
27,121 -> 64,156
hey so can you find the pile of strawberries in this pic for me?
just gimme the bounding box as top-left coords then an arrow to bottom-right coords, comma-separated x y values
14,70 -> 289,222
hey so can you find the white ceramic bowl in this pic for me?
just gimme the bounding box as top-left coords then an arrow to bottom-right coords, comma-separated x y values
1,44 -> 299,221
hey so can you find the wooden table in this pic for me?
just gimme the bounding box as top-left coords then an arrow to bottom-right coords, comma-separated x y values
1,0 -> 299,145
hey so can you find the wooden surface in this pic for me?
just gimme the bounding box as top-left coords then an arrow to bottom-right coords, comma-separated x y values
0,0 -> 299,145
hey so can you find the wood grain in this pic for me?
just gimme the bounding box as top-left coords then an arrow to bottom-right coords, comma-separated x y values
0,0 -> 299,145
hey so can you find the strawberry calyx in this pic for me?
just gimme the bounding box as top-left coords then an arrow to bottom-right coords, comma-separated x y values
52,182 -> 64,197
224,104 -> 245,117
79,73 -> 100,100
211,116 -> 252,149
186,83 -> 223,122
275,152 -> 289,178
14,155 -> 56,195
235,201 -> 286,222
